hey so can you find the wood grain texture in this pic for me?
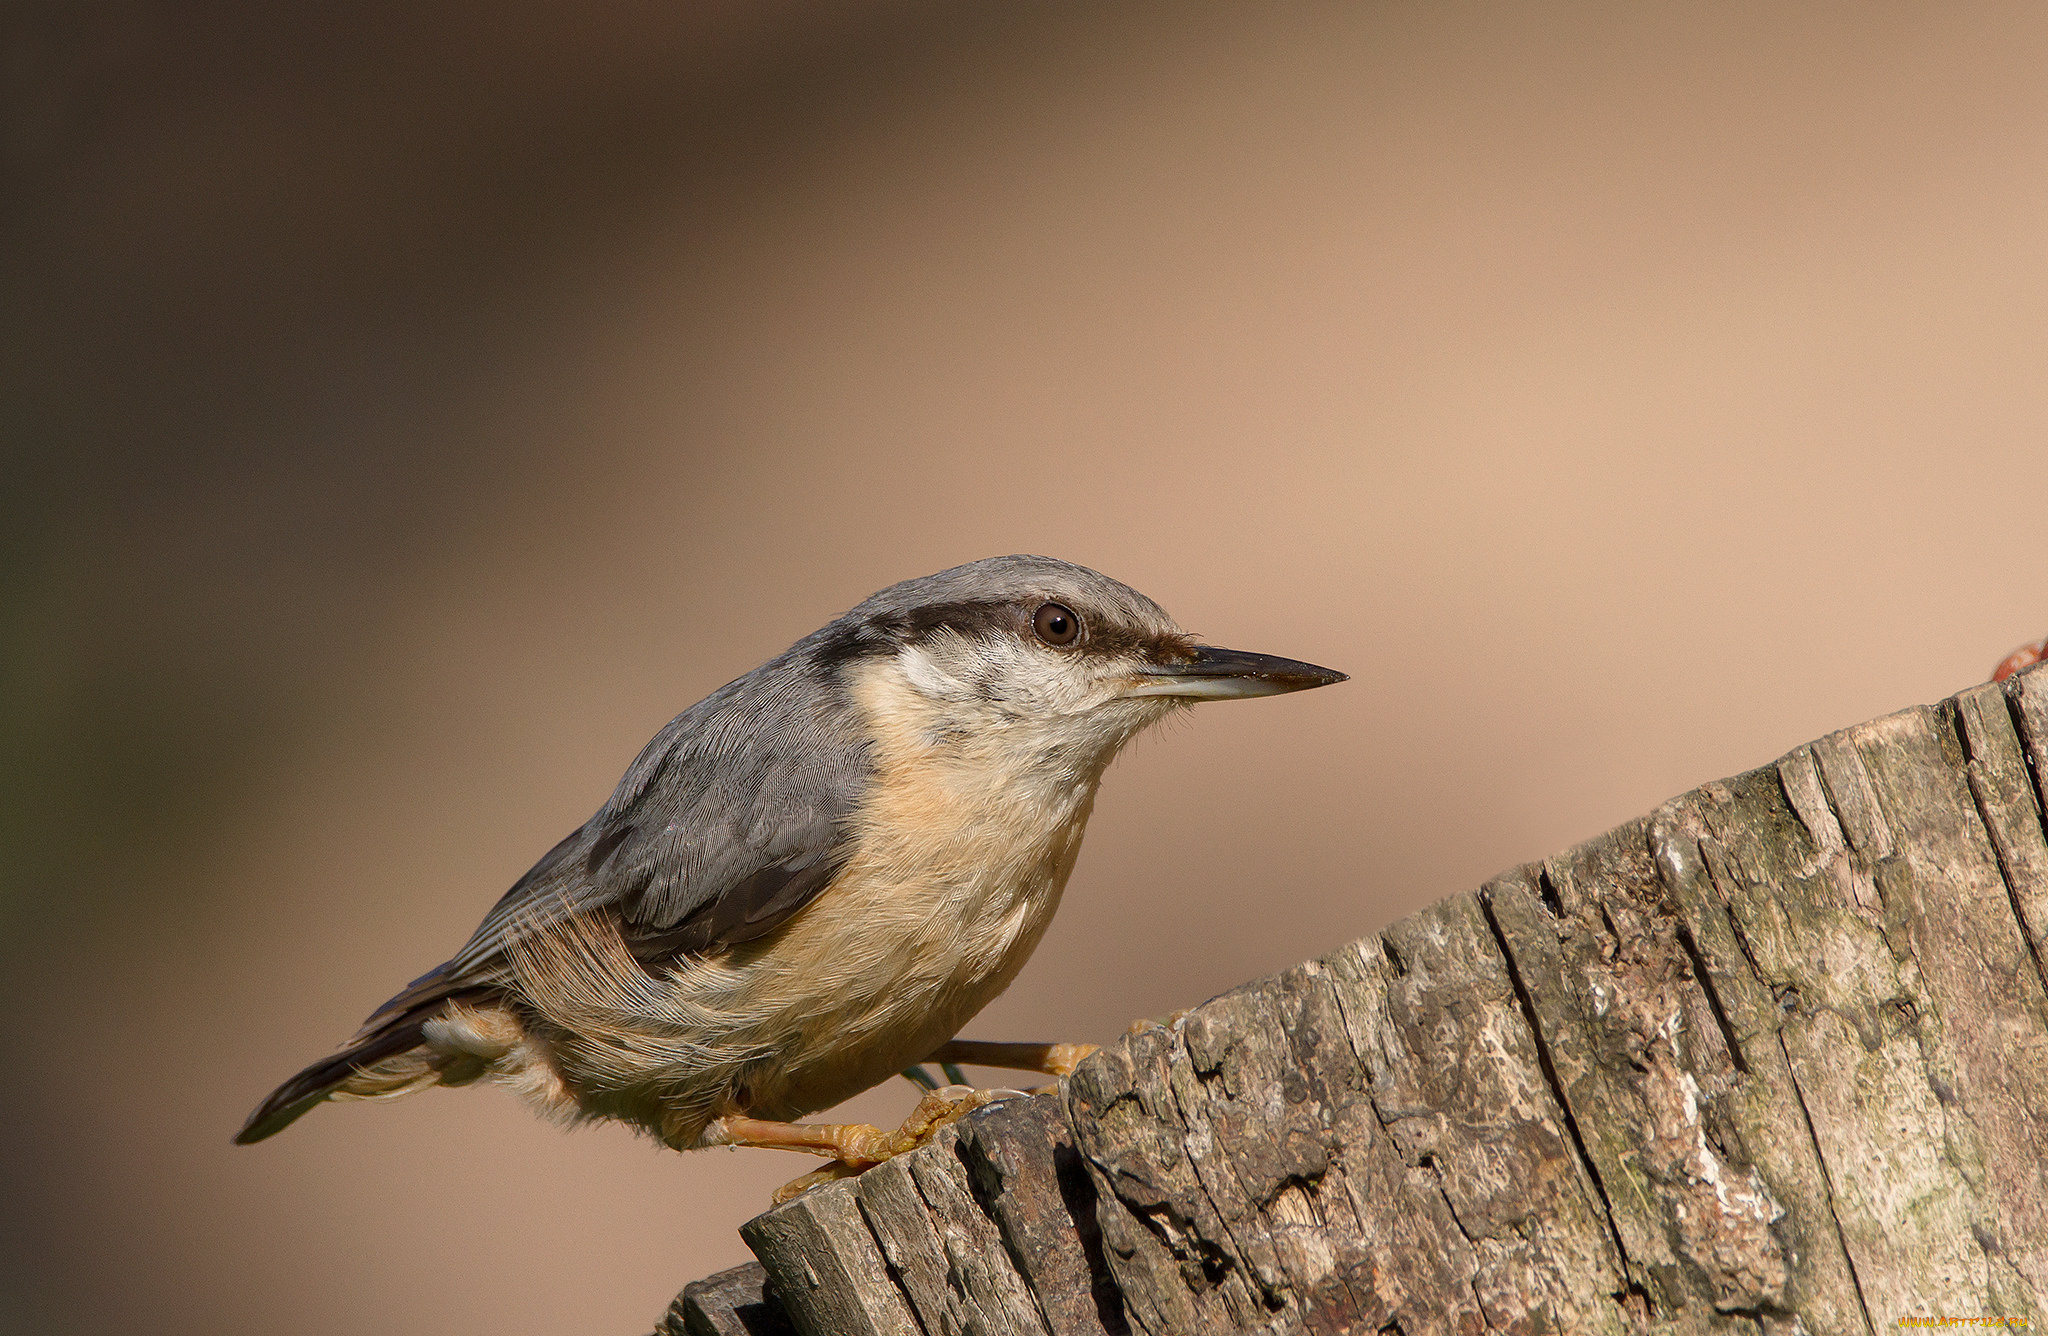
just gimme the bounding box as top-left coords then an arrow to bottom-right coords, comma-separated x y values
661,1262 -> 794,1336
661,664 -> 2048,1334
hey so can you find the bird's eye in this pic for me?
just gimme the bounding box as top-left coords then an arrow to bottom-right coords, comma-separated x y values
1033,602 -> 1080,646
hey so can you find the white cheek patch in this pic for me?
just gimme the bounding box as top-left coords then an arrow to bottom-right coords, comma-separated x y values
1001,653 -> 1092,715
893,636 -> 1157,734
899,634 -> 1049,711
897,641 -> 971,700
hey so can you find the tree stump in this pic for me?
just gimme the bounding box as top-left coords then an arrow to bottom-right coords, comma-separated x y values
663,665 -> 2048,1335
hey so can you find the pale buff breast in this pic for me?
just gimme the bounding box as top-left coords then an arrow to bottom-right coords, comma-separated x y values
687,658 -> 1116,1125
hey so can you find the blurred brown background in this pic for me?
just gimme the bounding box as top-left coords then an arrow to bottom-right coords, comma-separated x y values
4,3 -> 2045,1333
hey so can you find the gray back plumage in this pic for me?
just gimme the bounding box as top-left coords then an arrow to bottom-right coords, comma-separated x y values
438,620 -> 872,983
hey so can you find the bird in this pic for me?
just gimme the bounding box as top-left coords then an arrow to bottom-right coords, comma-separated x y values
236,555 -> 1345,1194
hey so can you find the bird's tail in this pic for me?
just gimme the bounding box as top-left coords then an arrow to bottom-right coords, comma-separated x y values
234,965 -> 494,1145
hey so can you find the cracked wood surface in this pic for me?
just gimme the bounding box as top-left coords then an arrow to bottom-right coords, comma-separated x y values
666,664 -> 2048,1335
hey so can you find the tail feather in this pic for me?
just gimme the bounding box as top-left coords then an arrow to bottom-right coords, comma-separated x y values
236,966 -> 496,1145
234,1017 -> 441,1144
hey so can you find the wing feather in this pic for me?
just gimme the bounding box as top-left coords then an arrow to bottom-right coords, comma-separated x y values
423,644 -> 869,996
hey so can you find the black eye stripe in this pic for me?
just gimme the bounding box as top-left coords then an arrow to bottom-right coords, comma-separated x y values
846,597 -> 1182,657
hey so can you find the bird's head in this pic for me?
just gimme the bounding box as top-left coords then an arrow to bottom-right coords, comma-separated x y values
813,556 -> 1345,778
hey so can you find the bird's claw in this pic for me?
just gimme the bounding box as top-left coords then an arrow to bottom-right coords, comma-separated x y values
770,1162 -> 862,1204
769,1086 -> 1022,1202
1037,1042 -> 1098,1076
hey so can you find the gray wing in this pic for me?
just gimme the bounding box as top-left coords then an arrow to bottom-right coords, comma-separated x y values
426,648 -> 870,994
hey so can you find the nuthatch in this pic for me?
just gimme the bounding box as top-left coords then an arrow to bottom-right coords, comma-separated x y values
238,556 -> 1344,1194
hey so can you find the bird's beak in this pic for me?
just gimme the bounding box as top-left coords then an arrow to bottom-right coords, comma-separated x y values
1120,645 -> 1349,700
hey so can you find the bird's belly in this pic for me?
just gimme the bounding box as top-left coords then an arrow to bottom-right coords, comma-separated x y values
697,717 -> 1105,1126
716,851 -> 1073,1123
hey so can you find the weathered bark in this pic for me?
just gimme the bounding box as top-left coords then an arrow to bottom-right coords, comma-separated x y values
665,665 -> 2048,1335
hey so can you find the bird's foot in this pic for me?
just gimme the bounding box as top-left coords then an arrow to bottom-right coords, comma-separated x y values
871,1083 -> 1016,1152
767,1086 -> 1022,1203
714,1087 -> 1026,1204
1038,1043 -> 1099,1076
